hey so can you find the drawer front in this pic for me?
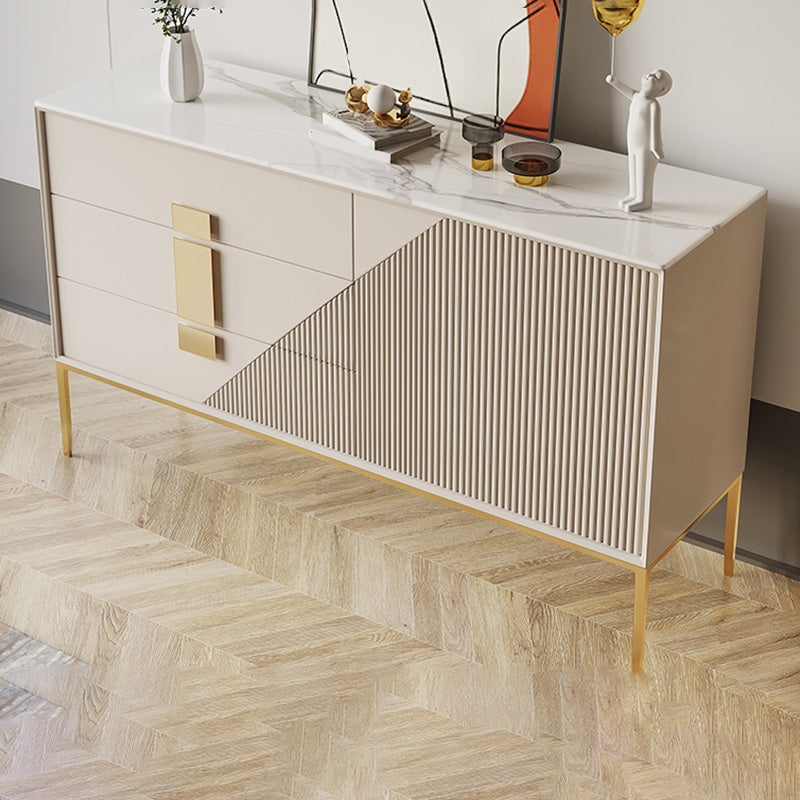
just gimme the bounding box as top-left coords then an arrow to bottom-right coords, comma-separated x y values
57,279 -> 268,403
51,196 -> 350,345
44,112 -> 353,279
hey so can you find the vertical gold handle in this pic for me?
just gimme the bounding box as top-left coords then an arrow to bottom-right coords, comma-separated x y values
177,323 -> 217,360
174,238 -> 215,327
172,203 -> 212,240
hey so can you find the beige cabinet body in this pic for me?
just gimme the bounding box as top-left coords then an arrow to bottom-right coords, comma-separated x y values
35,61 -> 767,670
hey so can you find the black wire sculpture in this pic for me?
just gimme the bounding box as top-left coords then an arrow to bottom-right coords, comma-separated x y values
329,0 -> 354,84
419,0 -> 455,119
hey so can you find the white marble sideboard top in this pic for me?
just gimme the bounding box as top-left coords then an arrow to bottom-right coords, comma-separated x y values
36,56 -> 764,271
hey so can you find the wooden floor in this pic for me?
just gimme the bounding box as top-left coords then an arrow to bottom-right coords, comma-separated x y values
0,308 -> 798,799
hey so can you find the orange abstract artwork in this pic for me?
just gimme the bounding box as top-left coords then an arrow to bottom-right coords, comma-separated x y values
506,0 -> 562,139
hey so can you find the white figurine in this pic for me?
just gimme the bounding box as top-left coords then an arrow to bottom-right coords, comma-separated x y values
606,70 -> 673,212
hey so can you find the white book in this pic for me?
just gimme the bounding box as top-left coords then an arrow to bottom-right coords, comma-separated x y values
309,128 -> 441,163
322,110 -> 434,150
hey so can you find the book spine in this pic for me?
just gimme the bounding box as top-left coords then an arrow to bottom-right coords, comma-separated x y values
387,133 -> 441,162
321,113 -> 380,148
322,112 -> 433,149
309,129 -> 441,164
308,129 -> 392,162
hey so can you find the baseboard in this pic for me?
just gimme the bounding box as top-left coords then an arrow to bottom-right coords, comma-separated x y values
0,297 -> 50,324
687,530 -> 800,582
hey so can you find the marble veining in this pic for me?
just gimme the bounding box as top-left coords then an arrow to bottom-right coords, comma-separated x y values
36,55 -> 764,270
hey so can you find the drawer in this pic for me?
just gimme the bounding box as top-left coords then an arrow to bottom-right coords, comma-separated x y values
57,279 -> 268,403
51,196 -> 350,345
44,112 -> 353,279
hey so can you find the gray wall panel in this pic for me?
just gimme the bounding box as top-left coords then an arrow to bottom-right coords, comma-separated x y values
0,178 -> 48,320
692,400 -> 800,576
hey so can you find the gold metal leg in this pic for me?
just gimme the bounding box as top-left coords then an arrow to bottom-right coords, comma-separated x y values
56,363 -> 72,457
632,567 -> 651,674
724,474 -> 743,578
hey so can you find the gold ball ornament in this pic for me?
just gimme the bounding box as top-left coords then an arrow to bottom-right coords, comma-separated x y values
344,84 -> 370,113
373,110 -> 411,129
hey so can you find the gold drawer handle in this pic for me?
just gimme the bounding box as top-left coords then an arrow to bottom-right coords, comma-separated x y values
174,238 -> 215,327
177,323 -> 217,360
172,203 -> 212,240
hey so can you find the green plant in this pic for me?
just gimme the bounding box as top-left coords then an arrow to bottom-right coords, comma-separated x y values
150,1 -> 221,41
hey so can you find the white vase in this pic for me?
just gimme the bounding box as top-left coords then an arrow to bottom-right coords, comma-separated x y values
160,29 -> 204,103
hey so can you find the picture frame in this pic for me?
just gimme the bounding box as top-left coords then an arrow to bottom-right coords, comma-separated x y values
308,0 -> 568,141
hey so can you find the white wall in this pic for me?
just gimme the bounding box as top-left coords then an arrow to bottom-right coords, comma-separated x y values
2,0 -> 799,411
557,1 -> 800,413
106,0 -> 311,79
0,1 -> 111,188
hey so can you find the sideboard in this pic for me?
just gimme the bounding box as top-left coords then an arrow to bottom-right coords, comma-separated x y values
35,57 -> 767,671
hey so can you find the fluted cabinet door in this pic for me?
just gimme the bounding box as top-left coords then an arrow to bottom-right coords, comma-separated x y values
206,218 -> 663,563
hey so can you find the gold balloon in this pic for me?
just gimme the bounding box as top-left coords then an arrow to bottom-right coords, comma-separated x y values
592,0 -> 646,37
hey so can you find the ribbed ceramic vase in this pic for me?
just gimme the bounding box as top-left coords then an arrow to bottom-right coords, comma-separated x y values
160,29 -> 204,103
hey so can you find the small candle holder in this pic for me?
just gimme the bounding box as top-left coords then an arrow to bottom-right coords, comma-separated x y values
461,114 -> 505,171
501,142 -> 562,186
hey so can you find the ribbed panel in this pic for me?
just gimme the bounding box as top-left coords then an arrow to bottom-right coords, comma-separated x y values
207,219 -> 660,556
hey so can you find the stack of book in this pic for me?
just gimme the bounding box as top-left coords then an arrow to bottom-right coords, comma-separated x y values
309,109 -> 440,164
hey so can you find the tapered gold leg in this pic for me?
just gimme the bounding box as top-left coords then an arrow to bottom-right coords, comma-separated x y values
56,363 -> 72,457
632,567 -> 651,673
724,474 -> 743,578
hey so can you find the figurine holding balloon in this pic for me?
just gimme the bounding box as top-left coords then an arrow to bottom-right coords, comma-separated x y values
592,0 -> 673,212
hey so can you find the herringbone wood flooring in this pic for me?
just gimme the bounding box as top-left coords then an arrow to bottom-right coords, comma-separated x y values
0,309 -> 798,799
